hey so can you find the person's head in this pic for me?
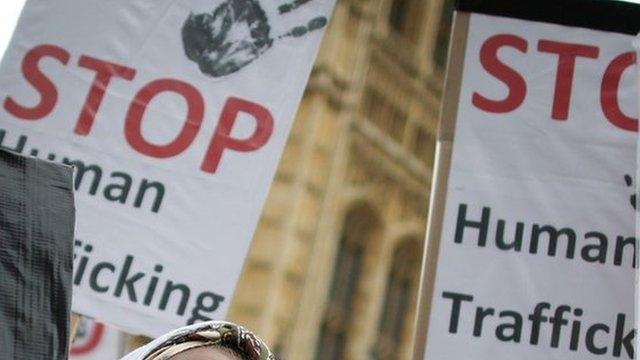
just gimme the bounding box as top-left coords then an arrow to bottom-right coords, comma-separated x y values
169,345 -> 247,360
120,321 -> 275,360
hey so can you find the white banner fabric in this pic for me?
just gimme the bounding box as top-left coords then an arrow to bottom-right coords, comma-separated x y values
425,14 -> 637,360
0,0 -> 334,336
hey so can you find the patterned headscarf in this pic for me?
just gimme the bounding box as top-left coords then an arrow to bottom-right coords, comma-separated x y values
120,321 -> 275,360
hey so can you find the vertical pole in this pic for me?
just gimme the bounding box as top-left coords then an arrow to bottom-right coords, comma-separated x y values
411,11 -> 470,360
69,312 -> 81,348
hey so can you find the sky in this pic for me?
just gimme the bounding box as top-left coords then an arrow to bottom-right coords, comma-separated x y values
0,0 -> 26,59
0,0 -> 639,58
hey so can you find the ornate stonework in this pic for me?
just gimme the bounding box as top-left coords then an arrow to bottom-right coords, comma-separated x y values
225,0 -> 452,358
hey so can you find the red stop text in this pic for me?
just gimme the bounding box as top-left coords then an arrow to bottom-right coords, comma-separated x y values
472,35 -> 637,132
3,44 -> 275,173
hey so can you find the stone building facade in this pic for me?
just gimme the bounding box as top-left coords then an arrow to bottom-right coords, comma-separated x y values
225,0 -> 454,359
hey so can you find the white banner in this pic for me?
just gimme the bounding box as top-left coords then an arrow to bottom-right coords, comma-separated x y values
0,0 -> 334,336
71,320 -> 124,360
425,14 -> 637,359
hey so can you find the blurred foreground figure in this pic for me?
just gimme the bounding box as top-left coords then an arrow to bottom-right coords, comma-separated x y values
120,321 -> 275,360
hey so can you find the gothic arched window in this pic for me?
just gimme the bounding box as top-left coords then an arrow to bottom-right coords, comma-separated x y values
374,239 -> 423,359
388,0 -> 422,43
315,205 -> 380,360
389,0 -> 410,33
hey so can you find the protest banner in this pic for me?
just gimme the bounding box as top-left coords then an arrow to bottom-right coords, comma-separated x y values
0,149 -> 75,360
0,0 -> 335,336
413,1 -> 640,359
70,319 -> 124,360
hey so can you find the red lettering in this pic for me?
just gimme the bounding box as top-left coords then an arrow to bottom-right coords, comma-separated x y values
538,40 -> 599,120
601,52 -> 637,132
75,56 -> 136,135
201,97 -> 274,173
125,79 -> 204,158
4,44 -> 70,120
472,34 -> 528,113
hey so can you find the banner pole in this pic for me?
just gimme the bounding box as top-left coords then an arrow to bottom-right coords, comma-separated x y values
411,12 -> 470,360
69,312 -> 82,347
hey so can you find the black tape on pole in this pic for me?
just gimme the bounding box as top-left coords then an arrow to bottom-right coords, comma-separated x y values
0,150 -> 75,360
456,0 -> 640,35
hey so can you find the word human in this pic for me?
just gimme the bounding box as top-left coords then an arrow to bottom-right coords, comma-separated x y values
3,44 -> 275,174
443,291 -> 635,358
454,204 -> 636,268
0,128 -> 165,213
